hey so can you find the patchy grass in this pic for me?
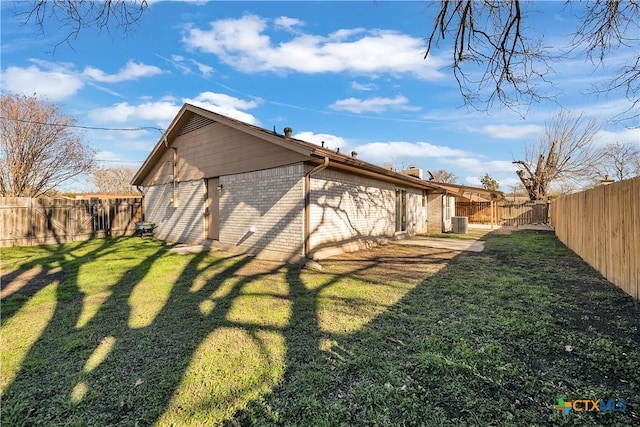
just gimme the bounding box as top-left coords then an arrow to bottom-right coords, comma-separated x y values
1,232 -> 639,426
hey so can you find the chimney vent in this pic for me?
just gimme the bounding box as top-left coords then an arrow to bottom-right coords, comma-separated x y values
351,151 -> 358,158
283,127 -> 293,138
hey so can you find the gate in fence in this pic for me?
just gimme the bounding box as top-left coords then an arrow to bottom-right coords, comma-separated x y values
0,197 -> 143,247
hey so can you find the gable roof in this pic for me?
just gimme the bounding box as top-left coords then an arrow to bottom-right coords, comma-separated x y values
133,104 -> 493,196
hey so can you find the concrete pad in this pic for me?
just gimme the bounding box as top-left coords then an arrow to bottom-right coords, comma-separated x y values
391,236 -> 485,252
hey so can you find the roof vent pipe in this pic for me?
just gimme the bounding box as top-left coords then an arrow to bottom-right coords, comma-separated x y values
351,151 -> 358,158
284,127 -> 293,138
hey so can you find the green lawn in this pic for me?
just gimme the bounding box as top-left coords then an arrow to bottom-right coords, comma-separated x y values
1,231 -> 638,426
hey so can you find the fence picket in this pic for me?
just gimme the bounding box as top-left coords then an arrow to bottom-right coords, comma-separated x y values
550,176 -> 640,300
0,197 -> 142,247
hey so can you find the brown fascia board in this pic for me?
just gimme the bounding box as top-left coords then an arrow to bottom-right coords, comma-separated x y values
307,151 -> 442,191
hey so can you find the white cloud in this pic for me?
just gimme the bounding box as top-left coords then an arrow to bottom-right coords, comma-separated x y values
185,92 -> 261,124
83,60 -> 163,83
330,95 -> 419,114
294,131 -> 349,149
1,65 -> 83,100
352,141 -> 468,163
274,16 -> 304,32
88,101 -> 180,124
595,127 -> 640,146
88,91 -> 261,126
182,15 -> 445,79
351,81 -> 376,91
191,59 -> 214,77
468,123 -> 545,140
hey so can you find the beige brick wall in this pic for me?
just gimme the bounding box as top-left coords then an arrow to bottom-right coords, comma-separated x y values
308,168 -> 425,258
219,164 -> 305,261
144,180 -> 205,243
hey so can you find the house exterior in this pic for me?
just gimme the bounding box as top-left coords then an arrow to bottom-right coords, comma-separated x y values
132,104 -> 475,261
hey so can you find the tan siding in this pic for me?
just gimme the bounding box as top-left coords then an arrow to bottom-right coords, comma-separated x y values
176,123 -> 307,182
144,180 -> 205,243
138,121 -> 308,186
142,150 -> 174,187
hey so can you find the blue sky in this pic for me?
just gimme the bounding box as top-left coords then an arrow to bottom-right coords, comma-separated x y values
1,1 -> 638,191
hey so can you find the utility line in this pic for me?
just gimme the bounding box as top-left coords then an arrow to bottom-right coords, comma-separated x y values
0,116 -> 165,133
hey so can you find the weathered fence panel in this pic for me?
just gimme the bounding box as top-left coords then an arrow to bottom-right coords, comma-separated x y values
455,202 -> 500,224
550,176 -> 639,300
0,197 -> 142,247
501,202 -> 549,226
456,201 -> 549,225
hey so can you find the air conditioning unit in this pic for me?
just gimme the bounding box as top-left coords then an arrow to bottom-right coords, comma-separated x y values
452,216 -> 468,234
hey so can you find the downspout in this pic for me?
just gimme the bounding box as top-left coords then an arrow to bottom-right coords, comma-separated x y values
171,147 -> 178,206
304,157 -> 329,258
136,185 -> 145,221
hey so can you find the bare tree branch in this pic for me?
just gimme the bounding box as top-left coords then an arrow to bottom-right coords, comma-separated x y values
92,167 -> 139,194
0,94 -> 97,197
425,0 -> 551,114
428,169 -> 459,184
591,141 -> 640,182
513,110 -> 603,200
425,1 -> 639,121
14,0 -> 149,51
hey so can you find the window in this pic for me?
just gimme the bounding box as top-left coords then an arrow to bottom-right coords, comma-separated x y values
395,189 -> 407,233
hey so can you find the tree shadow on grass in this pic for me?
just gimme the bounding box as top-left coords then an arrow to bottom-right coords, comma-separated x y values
3,231 -> 639,426
236,232 -> 640,426
1,236 -> 291,425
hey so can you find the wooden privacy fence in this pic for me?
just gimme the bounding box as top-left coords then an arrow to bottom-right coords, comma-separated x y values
0,197 -> 143,247
501,202 -> 549,226
455,202 -> 497,224
550,176 -> 639,300
456,201 -> 549,225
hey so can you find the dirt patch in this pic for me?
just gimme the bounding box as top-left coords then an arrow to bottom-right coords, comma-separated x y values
321,243 -> 461,283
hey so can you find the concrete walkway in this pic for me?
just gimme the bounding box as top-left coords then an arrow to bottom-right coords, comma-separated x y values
391,236 -> 485,252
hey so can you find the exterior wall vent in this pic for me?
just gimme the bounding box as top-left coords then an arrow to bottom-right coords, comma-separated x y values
178,114 -> 216,136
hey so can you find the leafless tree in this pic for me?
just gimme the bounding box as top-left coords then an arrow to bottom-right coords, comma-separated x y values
513,110 -> 602,201
592,141 -> 640,182
0,94 -> 97,197
428,169 -> 459,184
92,166 -> 140,194
14,0 -> 148,49
425,1 -> 640,121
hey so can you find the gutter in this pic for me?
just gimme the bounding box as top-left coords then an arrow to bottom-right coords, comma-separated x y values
304,157 -> 329,257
